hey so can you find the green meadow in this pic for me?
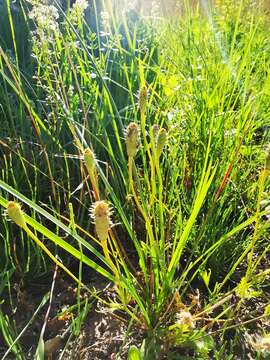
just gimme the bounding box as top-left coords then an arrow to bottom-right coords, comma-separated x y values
0,0 -> 269,358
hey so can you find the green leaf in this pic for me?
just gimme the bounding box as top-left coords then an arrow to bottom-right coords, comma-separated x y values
35,338 -> 45,360
264,304 -> 270,317
194,333 -> 215,356
0,182 -> 113,281
128,345 -> 142,360
200,269 -> 211,289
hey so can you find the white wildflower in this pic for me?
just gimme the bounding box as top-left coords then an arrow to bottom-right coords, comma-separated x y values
101,11 -> 110,33
224,128 -> 237,137
251,334 -> 270,353
175,310 -> 195,329
29,4 -> 59,33
70,0 -> 88,26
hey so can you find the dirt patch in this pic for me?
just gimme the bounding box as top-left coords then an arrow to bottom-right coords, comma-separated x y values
61,309 -> 134,360
0,272 -> 142,360
1,263 -> 270,359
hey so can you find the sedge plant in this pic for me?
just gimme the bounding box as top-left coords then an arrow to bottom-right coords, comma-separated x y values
1,0 -> 270,357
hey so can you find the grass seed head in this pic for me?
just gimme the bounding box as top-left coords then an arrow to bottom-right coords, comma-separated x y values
266,147 -> 270,171
84,148 -> 96,174
139,85 -> 148,114
157,128 -> 167,158
7,201 -> 27,229
152,124 -> 160,142
125,122 -> 140,158
90,201 -> 112,242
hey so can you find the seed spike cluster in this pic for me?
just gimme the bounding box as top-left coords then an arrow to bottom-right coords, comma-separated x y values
90,201 -> 112,243
125,122 -> 140,158
7,201 -> 27,229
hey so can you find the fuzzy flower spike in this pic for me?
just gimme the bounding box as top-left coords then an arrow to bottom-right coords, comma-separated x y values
7,202 -> 86,289
156,128 -> 168,159
139,85 -> 148,114
90,201 -> 120,280
7,201 -> 27,229
125,122 -> 140,159
266,146 -> 270,171
84,148 -> 96,174
84,148 -> 100,200
90,201 -> 112,243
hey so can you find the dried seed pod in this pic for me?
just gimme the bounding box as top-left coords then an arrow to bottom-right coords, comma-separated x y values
125,122 -> 140,158
7,202 -> 27,229
90,201 -> 112,242
156,128 -> 167,158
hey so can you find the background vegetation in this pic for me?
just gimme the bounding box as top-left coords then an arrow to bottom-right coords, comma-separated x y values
0,0 -> 269,358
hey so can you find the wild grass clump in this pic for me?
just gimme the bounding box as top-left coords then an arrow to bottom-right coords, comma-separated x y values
0,0 -> 270,358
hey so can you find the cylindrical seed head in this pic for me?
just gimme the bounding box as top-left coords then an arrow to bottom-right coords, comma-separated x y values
157,128 -> 167,158
139,85 -> 148,114
152,124 -> 160,143
125,122 -> 140,158
84,148 -> 96,175
7,201 -> 27,229
90,201 -> 111,242
266,147 -> 270,171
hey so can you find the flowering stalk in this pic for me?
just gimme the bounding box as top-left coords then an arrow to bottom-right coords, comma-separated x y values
126,122 -> 139,158
156,128 -> 167,160
138,85 -> 148,150
266,148 -> 270,172
138,85 -> 157,204
90,201 -> 119,278
125,122 -> 147,217
153,127 -> 167,265
84,148 -> 100,200
126,122 -> 160,299
90,201 -> 136,306
139,85 -> 148,117
7,201 -> 84,288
